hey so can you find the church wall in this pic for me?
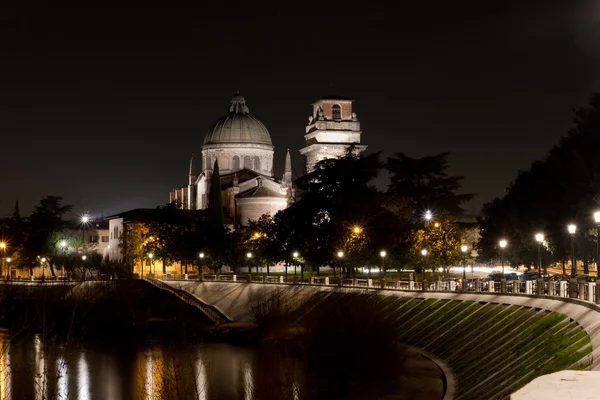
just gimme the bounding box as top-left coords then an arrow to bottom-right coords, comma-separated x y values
202,145 -> 274,176
236,198 -> 288,225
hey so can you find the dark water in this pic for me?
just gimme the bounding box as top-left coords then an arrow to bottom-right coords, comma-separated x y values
0,330 -> 443,400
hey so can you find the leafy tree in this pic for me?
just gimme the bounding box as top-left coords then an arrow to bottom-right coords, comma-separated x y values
478,94 -> 600,270
386,152 -> 474,216
275,147 -> 407,278
409,213 -> 463,277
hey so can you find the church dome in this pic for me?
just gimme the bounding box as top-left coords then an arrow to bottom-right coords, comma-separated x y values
203,94 -> 273,147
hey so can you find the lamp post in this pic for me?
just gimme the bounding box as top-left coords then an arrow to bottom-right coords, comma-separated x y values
292,252 -> 299,276
148,253 -> 153,278
380,251 -> 387,280
81,215 -> 90,254
198,252 -> 205,276
421,249 -> 429,280
568,224 -> 577,277
0,242 -> 5,280
6,258 -> 10,280
595,212 -> 600,275
499,239 -> 507,275
246,252 -> 252,277
337,251 -> 344,279
535,233 -> 544,276
460,245 -> 468,280
60,240 -> 67,278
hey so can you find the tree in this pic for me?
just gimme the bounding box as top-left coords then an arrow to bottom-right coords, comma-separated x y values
23,196 -> 73,276
206,160 -> 227,273
386,152 -> 474,216
275,147 -> 407,277
409,213 -> 464,278
478,94 -> 600,270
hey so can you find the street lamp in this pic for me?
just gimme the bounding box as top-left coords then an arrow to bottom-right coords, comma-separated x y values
80,214 -> 90,254
353,226 -> 362,234
568,224 -> 577,277
380,251 -> 387,280
81,255 -> 86,261
499,239 -> 507,275
421,249 -> 430,280
148,253 -> 153,276
6,258 -> 10,280
424,210 -> 433,221
199,252 -> 205,259
535,233 -> 544,276
337,251 -> 344,278
595,212 -> 600,275
0,242 -> 5,279
461,245 -> 468,280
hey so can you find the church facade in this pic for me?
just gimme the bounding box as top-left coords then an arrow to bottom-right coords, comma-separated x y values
169,93 -> 367,225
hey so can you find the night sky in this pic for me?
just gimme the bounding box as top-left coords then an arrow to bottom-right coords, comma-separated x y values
1,1 -> 599,218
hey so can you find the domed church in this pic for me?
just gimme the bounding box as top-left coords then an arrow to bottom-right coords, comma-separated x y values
170,93 -> 293,225
169,93 -> 366,226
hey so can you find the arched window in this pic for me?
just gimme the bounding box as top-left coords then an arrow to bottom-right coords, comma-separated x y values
332,104 -> 341,120
232,156 -> 240,169
244,156 -> 252,169
254,156 -> 261,171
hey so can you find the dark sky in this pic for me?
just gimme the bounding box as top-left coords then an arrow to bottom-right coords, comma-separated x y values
1,1 -> 599,218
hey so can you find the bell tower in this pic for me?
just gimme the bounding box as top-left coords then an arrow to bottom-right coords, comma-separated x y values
299,95 -> 367,172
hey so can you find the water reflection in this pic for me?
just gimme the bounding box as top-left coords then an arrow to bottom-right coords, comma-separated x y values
0,331 -> 423,400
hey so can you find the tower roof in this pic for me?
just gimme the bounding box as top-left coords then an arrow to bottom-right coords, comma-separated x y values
312,94 -> 353,104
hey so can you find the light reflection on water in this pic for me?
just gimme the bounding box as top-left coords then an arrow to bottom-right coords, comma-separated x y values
0,331 -> 269,400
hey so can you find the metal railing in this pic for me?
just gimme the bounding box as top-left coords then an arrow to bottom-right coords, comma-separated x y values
163,274 -> 600,306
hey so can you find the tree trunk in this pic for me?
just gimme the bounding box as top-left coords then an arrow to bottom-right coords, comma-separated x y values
267,264 -> 270,276
49,263 -> 56,278
162,259 -> 166,275
332,265 -> 336,277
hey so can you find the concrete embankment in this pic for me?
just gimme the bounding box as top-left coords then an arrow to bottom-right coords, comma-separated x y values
166,281 -> 595,400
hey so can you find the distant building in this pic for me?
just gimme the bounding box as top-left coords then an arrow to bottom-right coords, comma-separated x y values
170,93 -> 367,225
107,93 -> 368,272
106,208 -> 205,277
67,220 -> 110,259
300,95 -> 367,172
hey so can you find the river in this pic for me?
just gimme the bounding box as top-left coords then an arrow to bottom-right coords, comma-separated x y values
0,330 -> 444,400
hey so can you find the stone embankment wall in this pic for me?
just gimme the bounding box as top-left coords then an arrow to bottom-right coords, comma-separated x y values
166,281 -> 595,400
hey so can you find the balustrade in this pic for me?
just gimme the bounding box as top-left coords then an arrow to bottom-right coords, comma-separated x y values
182,273 -> 600,306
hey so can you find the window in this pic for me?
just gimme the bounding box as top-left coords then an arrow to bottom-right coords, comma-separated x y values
254,156 -> 261,171
232,155 -> 240,169
101,236 -> 109,242
89,236 -> 98,243
113,226 -> 118,240
244,156 -> 252,169
332,104 -> 341,120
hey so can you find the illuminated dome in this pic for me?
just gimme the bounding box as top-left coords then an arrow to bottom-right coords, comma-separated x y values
203,94 -> 273,147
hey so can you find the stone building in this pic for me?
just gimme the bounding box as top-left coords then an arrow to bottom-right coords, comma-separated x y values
170,93 -> 293,225
171,93 -> 367,224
